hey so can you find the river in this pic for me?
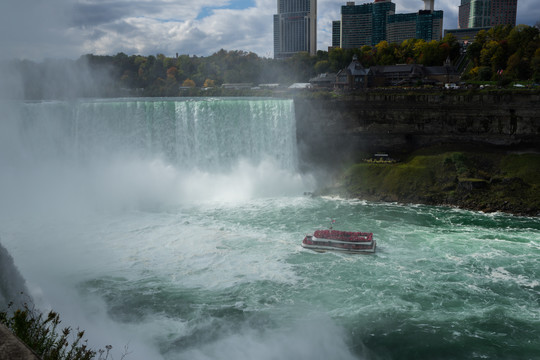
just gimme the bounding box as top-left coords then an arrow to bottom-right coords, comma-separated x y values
0,98 -> 538,360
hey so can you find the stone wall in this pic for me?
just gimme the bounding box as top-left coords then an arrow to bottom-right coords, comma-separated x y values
294,91 -> 540,170
0,324 -> 41,360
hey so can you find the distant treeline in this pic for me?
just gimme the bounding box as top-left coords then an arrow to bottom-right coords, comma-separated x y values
3,24 -> 539,99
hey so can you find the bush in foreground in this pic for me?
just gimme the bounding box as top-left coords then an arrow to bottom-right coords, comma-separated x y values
1,302 -> 116,360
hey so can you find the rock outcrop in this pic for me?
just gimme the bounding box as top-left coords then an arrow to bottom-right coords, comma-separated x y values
295,91 -> 540,171
0,324 -> 41,360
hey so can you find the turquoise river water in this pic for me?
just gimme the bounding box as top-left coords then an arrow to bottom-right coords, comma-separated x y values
0,98 -> 538,360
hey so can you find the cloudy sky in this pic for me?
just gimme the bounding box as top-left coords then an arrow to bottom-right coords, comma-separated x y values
0,0 -> 538,60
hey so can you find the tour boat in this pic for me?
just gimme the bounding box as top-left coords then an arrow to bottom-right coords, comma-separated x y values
301,229 -> 376,254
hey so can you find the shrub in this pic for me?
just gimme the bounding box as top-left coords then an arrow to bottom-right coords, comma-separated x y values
0,302 -> 115,360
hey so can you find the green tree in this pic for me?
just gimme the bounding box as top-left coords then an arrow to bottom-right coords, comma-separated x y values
314,60 -> 331,74
532,48 -> 540,82
328,47 -> 349,72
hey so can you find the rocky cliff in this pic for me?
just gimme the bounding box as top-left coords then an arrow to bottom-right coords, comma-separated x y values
294,90 -> 540,216
295,91 -> 540,171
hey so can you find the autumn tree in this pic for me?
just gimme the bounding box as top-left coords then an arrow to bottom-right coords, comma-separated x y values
182,78 -> 196,88
203,78 -> 215,87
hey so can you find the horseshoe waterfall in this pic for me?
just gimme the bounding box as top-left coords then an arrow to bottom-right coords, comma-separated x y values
0,98 -> 538,360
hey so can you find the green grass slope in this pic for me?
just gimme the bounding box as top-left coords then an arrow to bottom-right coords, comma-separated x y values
324,147 -> 540,216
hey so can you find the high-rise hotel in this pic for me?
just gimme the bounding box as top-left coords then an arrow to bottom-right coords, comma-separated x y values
274,0 -> 317,59
333,0 -> 443,49
458,0 -> 517,29
387,0 -> 443,44
337,0 -> 396,49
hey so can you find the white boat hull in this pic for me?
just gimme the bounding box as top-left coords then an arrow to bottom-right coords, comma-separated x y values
301,238 -> 376,254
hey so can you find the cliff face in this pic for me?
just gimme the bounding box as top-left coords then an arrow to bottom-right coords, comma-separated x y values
294,92 -> 540,170
294,91 -> 540,216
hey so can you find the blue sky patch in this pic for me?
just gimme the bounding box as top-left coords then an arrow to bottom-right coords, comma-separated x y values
197,0 -> 255,20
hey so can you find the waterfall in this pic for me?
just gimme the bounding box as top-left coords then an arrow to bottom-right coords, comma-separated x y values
13,98 -> 297,171
0,97 -> 308,213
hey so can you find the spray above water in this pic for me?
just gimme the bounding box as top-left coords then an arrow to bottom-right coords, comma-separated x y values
0,98 -> 314,217
0,97 -> 318,359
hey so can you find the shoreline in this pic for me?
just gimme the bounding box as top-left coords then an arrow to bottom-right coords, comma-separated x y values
316,187 -> 540,218
314,145 -> 540,218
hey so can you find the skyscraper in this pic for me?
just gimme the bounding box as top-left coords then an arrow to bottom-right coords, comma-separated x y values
372,0 -> 396,44
332,20 -> 341,47
387,0 -> 443,44
458,0 -> 517,29
339,0 -> 395,49
340,2 -> 374,49
458,0 -> 471,29
274,0 -> 317,59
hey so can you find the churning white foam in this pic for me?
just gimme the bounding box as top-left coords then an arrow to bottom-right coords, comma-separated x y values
175,315 -> 359,360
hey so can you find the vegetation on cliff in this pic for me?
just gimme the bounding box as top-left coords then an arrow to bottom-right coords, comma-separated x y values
463,24 -> 540,84
324,146 -> 540,216
0,302 -> 116,360
5,24 -> 538,99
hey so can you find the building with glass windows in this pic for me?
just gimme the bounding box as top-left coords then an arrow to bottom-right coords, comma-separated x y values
371,0 -> 396,44
458,0 -> 471,28
334,0 -> 443,49
332,20 -> 341,47
338,0 -> 396,49
340,2 -> 375,48
386,13 -> 419,44
387,10 -> 443,44
458,0 -> 517,29
274,0 -> 317,59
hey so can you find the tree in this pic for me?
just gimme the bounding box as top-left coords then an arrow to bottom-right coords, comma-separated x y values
416,40 -> 441,66
375,41 -> 397,65
463,24 -> 539,81
182,78 -> 196,88
441,33 -> 461,62
314,60 -> 330,74
166,66 -> 178,81
532,48 -> 540,82
328,47 -> 349,72
203,78 -> 215,87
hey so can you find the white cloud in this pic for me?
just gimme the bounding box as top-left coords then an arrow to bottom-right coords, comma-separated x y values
0,0 -> 537,61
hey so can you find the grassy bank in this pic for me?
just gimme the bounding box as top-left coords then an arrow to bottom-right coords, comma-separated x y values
321,146 -> 540,216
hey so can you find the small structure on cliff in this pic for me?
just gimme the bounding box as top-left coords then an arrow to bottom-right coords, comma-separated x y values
363,153 -> 398,163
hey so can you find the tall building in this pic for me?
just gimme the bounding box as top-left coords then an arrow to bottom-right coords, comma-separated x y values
387,9 -> 443,44
458,0 -> 471,28
372,0 -> 396,44
332,21 -> 341,47
458,0 -> 517,29
339,0 -> 395,49
334,0 -> 442,48
340,2 -> 374,49
274,0 -> 317,59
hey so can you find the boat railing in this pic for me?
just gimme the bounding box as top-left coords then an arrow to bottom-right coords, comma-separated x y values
313,230 -> 372,242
